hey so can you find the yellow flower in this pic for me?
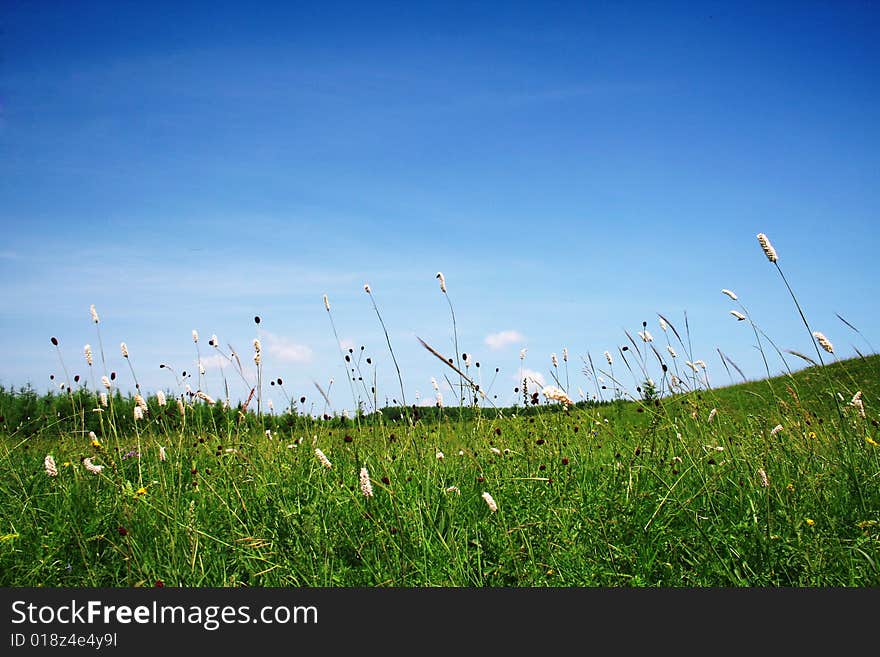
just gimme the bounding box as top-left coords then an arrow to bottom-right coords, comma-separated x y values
136,487 -> 147,496
805,518 -> 815,526
866,436 -> 879,447
62,462 -> 72,468
786,483 -> 795,492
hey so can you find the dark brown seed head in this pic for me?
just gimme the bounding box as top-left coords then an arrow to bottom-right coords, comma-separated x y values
51,337 -> 58,346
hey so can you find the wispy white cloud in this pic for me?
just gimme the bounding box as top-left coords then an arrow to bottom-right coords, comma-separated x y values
484,330 -> 525,350
262,330 -> 313,364
198,354 -> 233,370
519,368 -> 546,389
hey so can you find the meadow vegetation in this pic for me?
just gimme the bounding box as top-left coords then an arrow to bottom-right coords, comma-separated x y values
1,233 -> 877,586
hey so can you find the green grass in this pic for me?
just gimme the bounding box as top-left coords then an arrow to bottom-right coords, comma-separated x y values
1,354 -> 878,587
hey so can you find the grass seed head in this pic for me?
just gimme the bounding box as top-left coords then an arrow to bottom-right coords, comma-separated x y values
90,304 -> 99,323
360,466 -> 374,497
721,289 -> 738,300
482,491 -> 498,513
44,455 -> 58,477
757,233 -> 778,263
436,271 -> 446,293
83,457 -> 103,474
315,448 -> 332,469
813,331 -> 834,354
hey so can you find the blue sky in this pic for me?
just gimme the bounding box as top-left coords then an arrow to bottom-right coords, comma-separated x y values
1,1 -> 878,414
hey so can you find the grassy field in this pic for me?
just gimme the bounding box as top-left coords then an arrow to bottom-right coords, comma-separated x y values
1,352 -> 878,587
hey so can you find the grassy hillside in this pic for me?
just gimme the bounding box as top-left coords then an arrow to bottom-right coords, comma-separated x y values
1,355 -> 877,587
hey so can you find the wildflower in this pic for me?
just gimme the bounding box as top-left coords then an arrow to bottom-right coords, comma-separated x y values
176,398 -> 185,415
758,468 -> 769,487
658,316 -> 668,332
805,518 -> 815,527
83,457 -> 104,474
708,408 -> 717,422
192,330 -> 199,343
90,304 -> 99,323
364,283 -> 372,294
159,446 -> 166,462
865,436 -> 879,447
156,389 -> 166,407
562,347 -> 568,362
436,271 -> 446,293
100,392 -> 108,407
812,332 -> 834,354
84,344 -> 93,366
134,393 -> 147,409
458,449 -> 464,456
667,345 -> 677,358
490,447 -> 502,456
196,391 -> 215,405
721,289 -> 738,301
604,350 -> 613,365
120,342 -> 129,358
542,385 -> 574,406
89,431 -> 101,448
770,424 -> 784,436
265,429 -> 272,439
694,360 -> 707,369
445,485 -> 460,494
756,233 -> 778,263
101,375 -> 111,389
359,466 -> 374,497
786,483 -> 795,492
323,294 -> 330,311
730,310 -> 746,321
44,455 -> 58,477
133,406 -> 143,421
481,491 -> 498,513
136,487 -> 147,496
685,361 -> 697,372
638,330 -> 654,342
315,448 -> 332,469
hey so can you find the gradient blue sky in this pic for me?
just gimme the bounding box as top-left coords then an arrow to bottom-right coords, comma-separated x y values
2,1 -> 878,413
